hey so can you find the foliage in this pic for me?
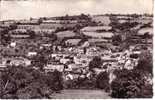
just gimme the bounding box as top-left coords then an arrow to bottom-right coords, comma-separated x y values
136,50 -> 153,74
129,54 -> 139,59
96,72 -> 110,92
27,30 -> 36,39
112,35 -> 122,45
112,35 -> 122,46
46,70 -> 63,91
0,66 -> 63,99
9,23 -> 17,30
89,56 -> 102,71
111,69 -> 153,98
32,53 -> 48,71
111,21 -> 139,32
44,33 -> 57,42
64,77 -> 96,89
0,29 -> 11,46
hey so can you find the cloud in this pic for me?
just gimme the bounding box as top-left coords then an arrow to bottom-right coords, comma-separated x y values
0,0 -> 153,20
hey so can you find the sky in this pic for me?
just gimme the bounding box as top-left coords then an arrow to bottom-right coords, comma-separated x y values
0,0 -> 153,20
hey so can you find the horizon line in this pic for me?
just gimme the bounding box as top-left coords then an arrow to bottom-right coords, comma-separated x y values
0,13 -> 153,21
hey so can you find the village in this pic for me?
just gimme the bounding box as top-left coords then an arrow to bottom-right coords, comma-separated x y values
0,14 -> 153,98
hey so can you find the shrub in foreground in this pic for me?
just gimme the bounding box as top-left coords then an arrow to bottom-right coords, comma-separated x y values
111,69 -> 153,98
0,66 -> 63,99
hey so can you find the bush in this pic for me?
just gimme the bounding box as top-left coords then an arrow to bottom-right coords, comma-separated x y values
129,54 -> 139,59
96,72 -> 110,92
136,50 -> 153,74
0,66 -> 63,99
89,56 -> 102,71
46,70 -> 63,91
63,77 -> 96,89
111,69 -> 153,98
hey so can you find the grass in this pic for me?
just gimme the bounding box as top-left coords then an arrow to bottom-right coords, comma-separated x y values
56,31 -> 76,38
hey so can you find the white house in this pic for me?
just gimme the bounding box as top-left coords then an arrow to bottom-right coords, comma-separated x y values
60,58 -> 70,64
10,42 -> 16,47
44,64 -> 64,72
27,52 -> 37,57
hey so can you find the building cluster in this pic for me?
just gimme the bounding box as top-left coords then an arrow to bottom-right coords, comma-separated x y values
0,14 -> 153,82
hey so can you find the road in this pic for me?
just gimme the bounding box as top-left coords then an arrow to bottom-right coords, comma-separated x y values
51,89 -> 111,99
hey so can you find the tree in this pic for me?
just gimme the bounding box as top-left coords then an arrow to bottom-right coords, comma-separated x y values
9,23 -> 17,30
111,69 -> 153,98
32,54 -> 48,71
112,35 -> 122,43
27,30 -> 36,39
143,32 -> 150,39
45,33 -> 57,42
46,70 -> 63,91
112,35 -> 122,46
89,56 -> 102,71
0,65 -> 63,99
1,29 -> 11,46
96,72 -> 110,91
135,50 -> 153,75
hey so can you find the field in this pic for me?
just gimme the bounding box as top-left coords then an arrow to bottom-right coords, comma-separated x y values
51,89 -> 111,99
81,26 -> 112,32
56,31 -> 76,38
65,39 -> 81,45
91,15 -> 111,26
83,32 -> 114,38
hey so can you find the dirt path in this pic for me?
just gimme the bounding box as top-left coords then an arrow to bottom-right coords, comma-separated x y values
51,89 -> 111,99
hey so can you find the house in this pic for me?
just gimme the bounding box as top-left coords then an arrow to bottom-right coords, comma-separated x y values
65,73 -> 74,80
44,64 -> 64,72
27,52 -> 37,57
60,58 -> 70,64
0,58 -> 7,70
65,39 -> 81,46
51,53 -> 64,60
41,43 -> 52,47
2,47 -> 25,57
132,51 -> 141,55
101,56 -> 118,62
1,57 -> 31,67
66,64 -> 84,74
73,55 -> 91,66
9,59 -> 23,66
86,47 -> 101,56
73,48 -> 84,54
124,59 -> 135,70
67,64 -> 82,70
81,41 -> 90,48
23,58 -> 31,66
10,42 -> 16,47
